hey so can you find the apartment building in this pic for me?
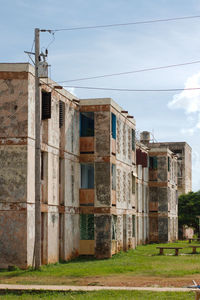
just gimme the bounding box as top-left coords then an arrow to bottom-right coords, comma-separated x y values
136,142 -> 149,244
0,63 -> 80,268
140,131 -> 179,242
0,63 -> 138,268
79,98 -> 137,257
0,63 -> 191,268
141,132 -> 192,196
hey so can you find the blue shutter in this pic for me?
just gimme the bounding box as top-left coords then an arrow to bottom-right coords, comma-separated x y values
112,113 -> 116,139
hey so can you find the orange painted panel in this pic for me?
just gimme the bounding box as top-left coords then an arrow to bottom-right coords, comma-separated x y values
149,201 -> 158,211
112,190 -> 116,205
112,138 -> 116,154
80,137 -> 94,152
79,189 -> 94,204
79,240 -> 95,255
112,240 -> 117,255
80,105 -> 110,112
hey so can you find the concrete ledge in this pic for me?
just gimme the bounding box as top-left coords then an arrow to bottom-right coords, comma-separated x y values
0,284 -> 193,292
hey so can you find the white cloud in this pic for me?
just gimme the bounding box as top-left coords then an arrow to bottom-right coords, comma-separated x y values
66,87 -> 77,97
180,128 -> 195,136
168,72 -> 200,114
168,72 -> 200,136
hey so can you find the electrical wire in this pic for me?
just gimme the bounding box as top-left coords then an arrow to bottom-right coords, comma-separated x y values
54,60 -> 200,83
62,85 -> 200,92
45,15 -> 200,32
46,31 -> 55,51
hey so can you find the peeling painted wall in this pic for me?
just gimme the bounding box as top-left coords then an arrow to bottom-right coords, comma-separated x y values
95,214 -> 112,258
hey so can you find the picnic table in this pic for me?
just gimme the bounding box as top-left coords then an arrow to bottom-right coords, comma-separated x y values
188,238 -> 200,244
156,247 -> 183,256
188,245 -> 200,254
194,289 -> 200,300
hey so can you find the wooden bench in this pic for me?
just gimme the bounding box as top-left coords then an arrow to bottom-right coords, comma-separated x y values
156,247 -> 183,256
194,289 -> 200,300
188,245 -> 200,254
188,238 -> 200,244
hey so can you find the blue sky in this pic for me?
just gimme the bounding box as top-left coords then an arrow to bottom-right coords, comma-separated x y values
1,0 -> 200,190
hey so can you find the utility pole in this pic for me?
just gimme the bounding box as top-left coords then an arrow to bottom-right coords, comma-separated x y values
35,28 -> 41,269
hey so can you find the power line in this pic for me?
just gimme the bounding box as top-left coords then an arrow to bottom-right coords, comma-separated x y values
62,85 -> 200,92
46,15 -> 200,32
55,60 -> 200,83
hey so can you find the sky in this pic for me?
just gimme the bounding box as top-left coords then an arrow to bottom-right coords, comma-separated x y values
1,0 -> 200,191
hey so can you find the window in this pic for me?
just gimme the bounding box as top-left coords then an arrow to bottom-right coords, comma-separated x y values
59,157 -> 62,184
149,156 -> 157,170
81,163 -> 94,189
112,164 -> 116,190
41,152 -> 44,180
59,101 -> 65,128
80,112 -> 94,137
132,129 -> 135,150
112,113 -> 116,139
112,215 -> 117,240
80,214 -> 94,240
132,174 -> 136,194
132,215 -> 135,237
168,157 -> 171,172
42,91 -> 51,120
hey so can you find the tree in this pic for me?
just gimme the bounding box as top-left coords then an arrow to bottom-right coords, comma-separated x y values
178,191 -> 200,233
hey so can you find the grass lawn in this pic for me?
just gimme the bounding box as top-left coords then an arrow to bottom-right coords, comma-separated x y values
0,290 -> 195,300
0,241 -> 200,286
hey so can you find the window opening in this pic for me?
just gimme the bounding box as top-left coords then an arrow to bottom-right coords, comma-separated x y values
112,215 -> 117,240
59,100 -> 64,128
132,175 -> 136,194
168,157 -> 171,172
112,113 -> 116,139
80,214 -> 94,240
132,215 -> 135,237
41,152 -> 44,180
80,112 -> 94,137
149,156 -> 157,170
81,163 -> 94,189
42,91 -> 51,120
132,129 -> 135,150
112,164 -> 116,190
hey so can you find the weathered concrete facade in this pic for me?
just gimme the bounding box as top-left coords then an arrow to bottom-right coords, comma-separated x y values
148,147 -> 178,242
141,132 -> 192,196
0,63 -> 80,268
136,142 -> 149,245
79,98 -> 137,257
140,131 -> 181,242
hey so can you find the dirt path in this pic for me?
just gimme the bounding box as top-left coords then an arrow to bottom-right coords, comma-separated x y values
1,274 -> 200,288
75,274 -> 200,288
